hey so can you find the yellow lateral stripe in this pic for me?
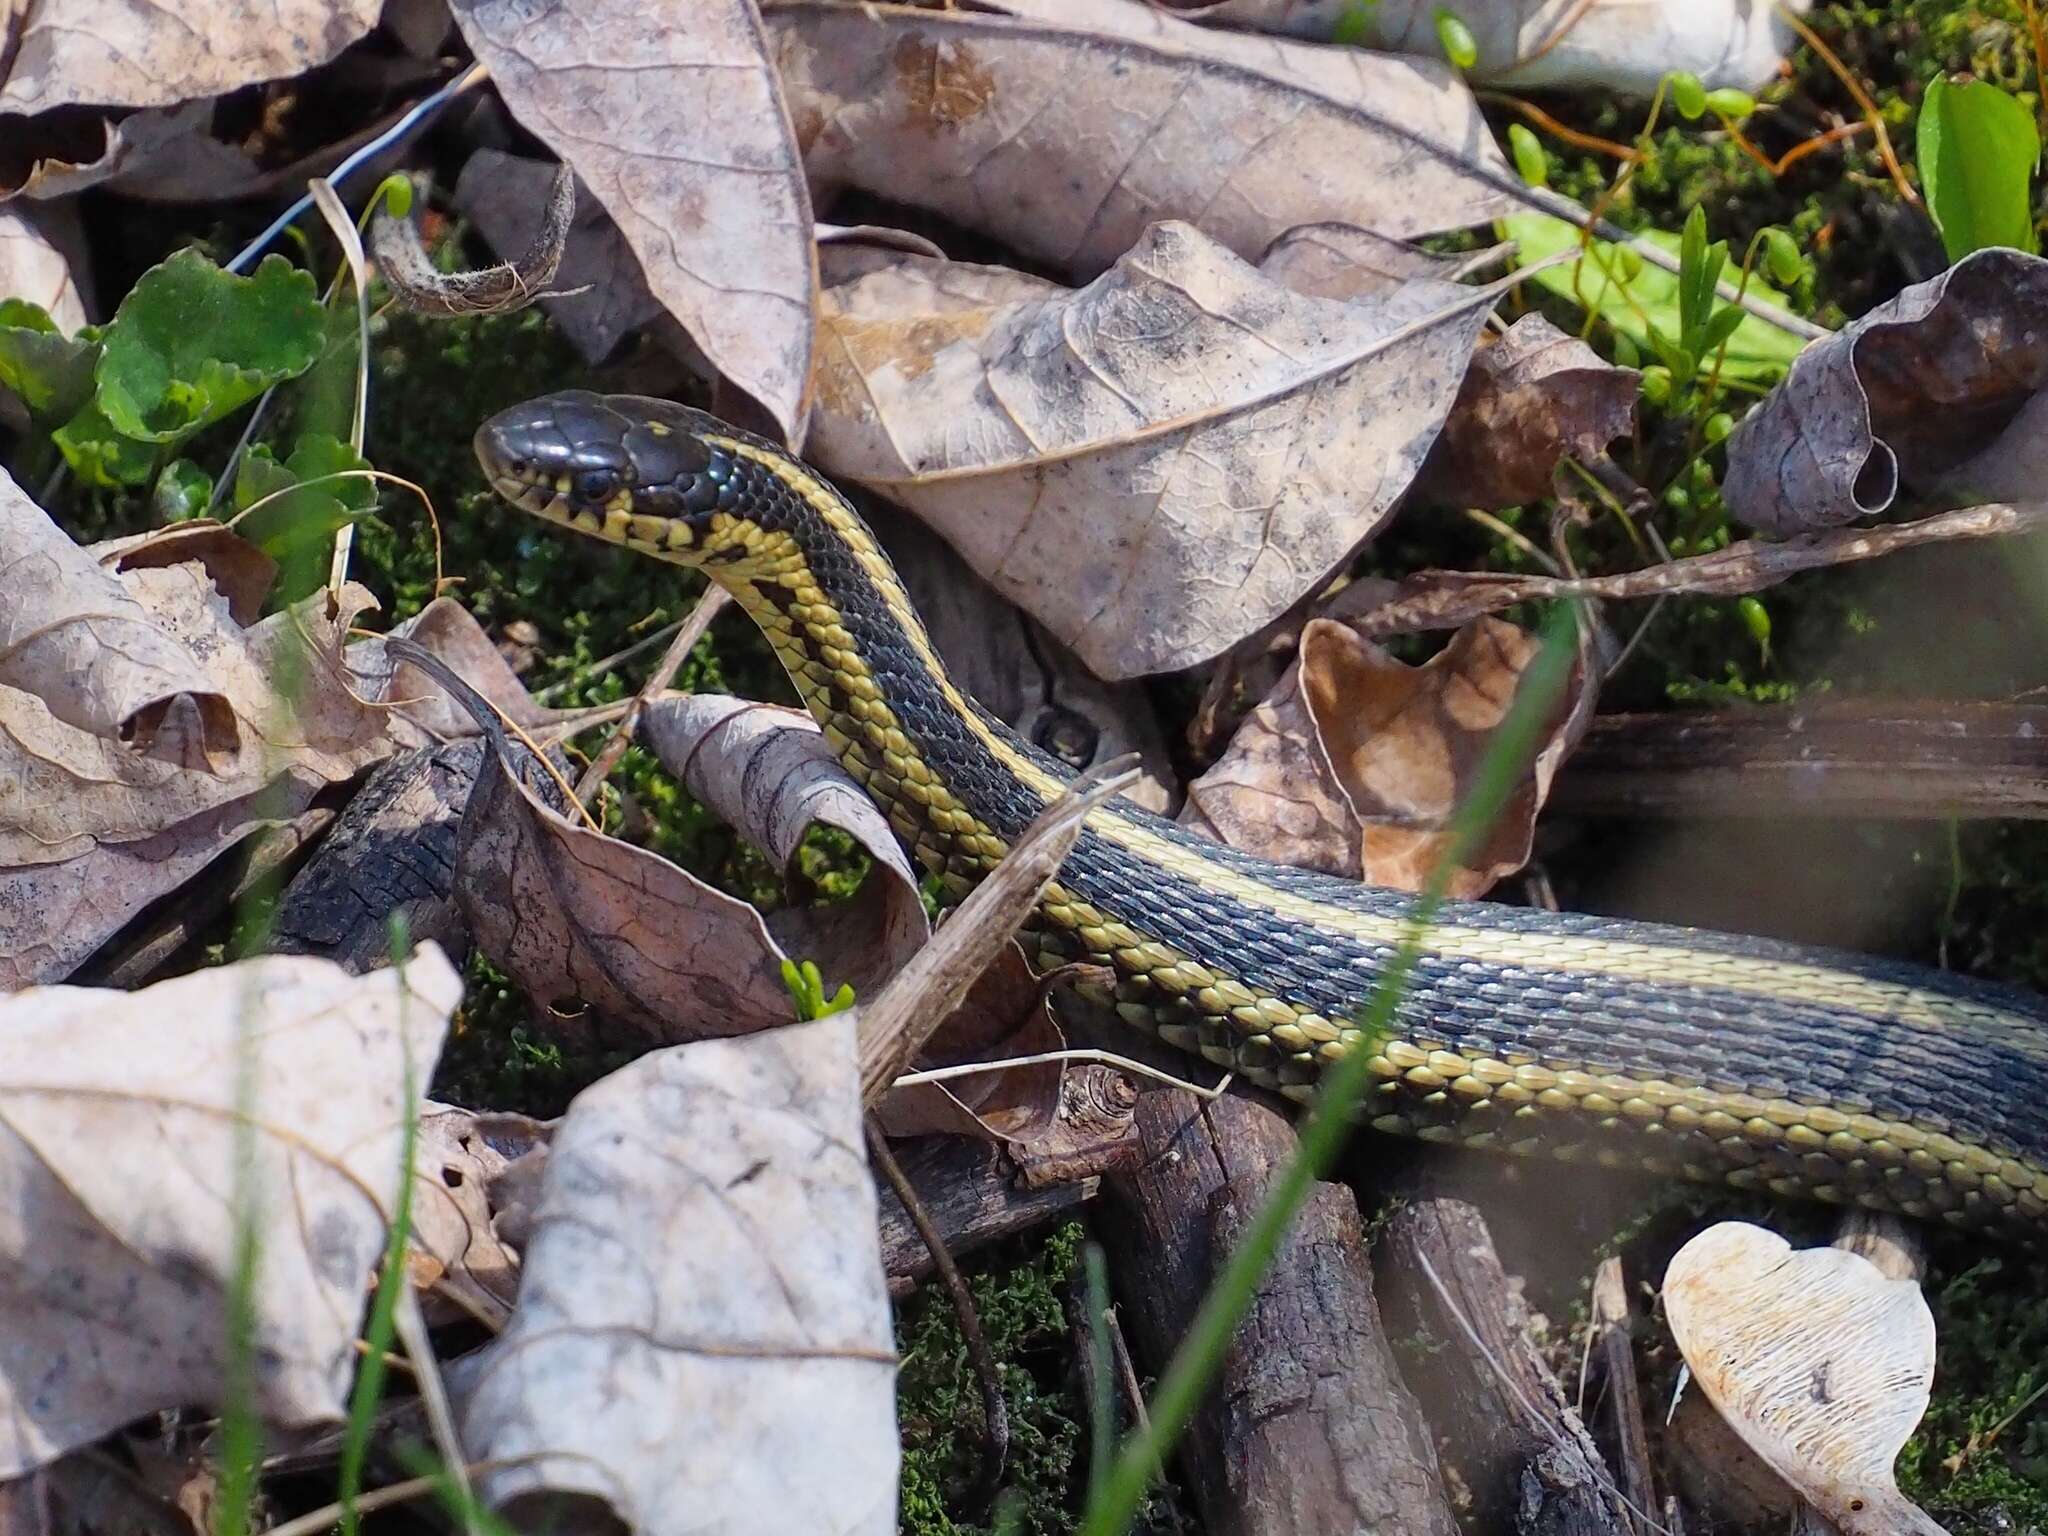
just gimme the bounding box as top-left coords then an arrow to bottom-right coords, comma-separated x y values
721,442 -> 2040,1045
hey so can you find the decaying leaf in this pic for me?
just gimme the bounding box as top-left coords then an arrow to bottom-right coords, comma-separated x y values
0,480 -> 233,748
373,162 -> 575,317
348,597 -> 561,739
450,0 -> 817,441
772,0 -> 1517,278
2,523 -> 407,987
0,945 -> 461,1476
1418,314 -> 1638,509
411,1103 -> 552,1328
1257,222 -> 1500,303
636,694 -> 929,995
874,942 -> 1065,1147
1185,612 -> 1593,896
459,1018 -> 898,1534
1664,1222 -> 1949,1536
810,224 -> 1506,677
1184,0 -> 1805,94
0,2 -> 382,113
1725,248 -> 2048,535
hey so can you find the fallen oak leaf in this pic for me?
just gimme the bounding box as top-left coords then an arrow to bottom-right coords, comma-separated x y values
450,0 -> 817,442
809,224 -> 1510,677
373,163 -> 576,317
458,1015 -> 898,1533
0,944 -> 460,1477
1664,1222 -> 1949,1536
772,0 -> 1518,277
1184,612 -> 1594,896
410,1103 -> 552,1329
1257,221 -> 1506,302
1726,248 -> 2048,535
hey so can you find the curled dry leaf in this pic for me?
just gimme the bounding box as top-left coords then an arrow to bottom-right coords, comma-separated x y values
2,545 -> 404,988
0,475 -> 233,748
1418,314 -> 1638,509
636,694 -> 928,1000
460,1018 -> 898,1534
772,0 -> 1516,277
0,1 -> 382,113
1725,248 -> 2048,535
0,945 -> 461,1477
450,0 -> 817,441
348,596 -> 560,738
810,225 -> 1507,677
411,1103 -> 552,1329
374,162 -> 575,317
874,942 -> 1066,1147
1664,1222 -> 1949,1536
1184,0 -> 1806,94
1185,612 -> 1593,896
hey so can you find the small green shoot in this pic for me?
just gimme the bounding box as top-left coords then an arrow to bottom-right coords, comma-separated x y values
780,957 -> 856,1021
1078,604 -> 1583,1536
1433,7 -> 1477,70
1918,73 -> 2042,261
1082,1242 -> 1115,1514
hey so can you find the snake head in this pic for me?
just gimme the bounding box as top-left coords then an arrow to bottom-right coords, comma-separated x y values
474,390 -> 748,560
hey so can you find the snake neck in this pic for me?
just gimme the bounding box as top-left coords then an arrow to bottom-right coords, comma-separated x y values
704,438 -> 1055,897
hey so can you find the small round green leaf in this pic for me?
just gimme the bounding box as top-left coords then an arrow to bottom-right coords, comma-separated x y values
1704,88 -> 1756,121
1670,72 -> 1707,121
1507,123 -> 1547,187
152,459 -> 215,522
1763,227 -> 1805,286
1433,7 -> 1478,70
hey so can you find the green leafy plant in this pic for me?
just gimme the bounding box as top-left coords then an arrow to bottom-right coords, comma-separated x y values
1918,72 -> 2042,261
780,957 -> 856,1021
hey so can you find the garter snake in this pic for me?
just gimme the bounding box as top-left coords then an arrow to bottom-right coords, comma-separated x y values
476,390 -> 2048,1238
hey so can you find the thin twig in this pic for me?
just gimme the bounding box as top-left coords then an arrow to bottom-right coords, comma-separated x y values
532,618 -> 684,704
893,1048 -> 1230,1100
867,1118 -> 1009,1517
574,585 -> 731,804
394,1289 -> 477,1536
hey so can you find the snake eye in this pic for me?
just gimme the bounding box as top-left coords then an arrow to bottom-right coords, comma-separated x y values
575,466 -> 623,503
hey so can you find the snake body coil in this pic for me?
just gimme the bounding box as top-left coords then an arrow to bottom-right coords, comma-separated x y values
477,391 -> 2048,1238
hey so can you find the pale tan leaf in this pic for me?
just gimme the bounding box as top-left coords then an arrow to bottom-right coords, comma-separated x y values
0,472 -> 231,748
459,1018 -> 897,1533
374,161 -> 574,317
1257,221 -> 1490,303
636,694 -> 928,996
1418,313 -> 1638,509
773,0 -> 1516,277
0,945 -> 461,1477
94,523 -> 277,624
1664,1222 -> 1950,1536
1,575 -> 406,988
1185,612 -> 1593,895
450,0 -> 818,441
348,597 -> 558,738
810,225 -> 1504,676
1182,0 -> 1805,94
0,202 -> 86,330
0,1 -> 382,113
1725,249 -> 2048,535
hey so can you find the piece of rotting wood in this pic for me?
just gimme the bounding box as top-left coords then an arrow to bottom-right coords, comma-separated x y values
1097,1085 -> 1460,1536
1587,1257 -> 1657,1530
1553,701 -> 2048,820
1378,1176 -> 1631,1536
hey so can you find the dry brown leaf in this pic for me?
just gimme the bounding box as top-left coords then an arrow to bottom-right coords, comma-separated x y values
449,0 -> 817,441
636,694 -> 928,998
1,560 -> 407,988
0,474 -> 233,748
374,161 -> 574,317
411,1103 -> 552,1329
1257,222 -> 1494,303
1664,1222 -> 1948,1536
1185,613 -> 1592,895
1725,249 -> 2048,535
1180,0 -> 1803,93
874,942 -> 1065,1146
96,523 -> 277,624
810,224 -> 1506,677
349,597 -> 558,739
0,202 -> 87,330
773,0 -> 1515,278
459,1018 -> 897,1533
0,945 -> 461,1477
0,2 -> 382,113
1418,314 -> 1638,509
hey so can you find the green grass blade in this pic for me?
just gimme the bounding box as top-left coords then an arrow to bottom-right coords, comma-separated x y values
1078,602 -> 1582,1536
